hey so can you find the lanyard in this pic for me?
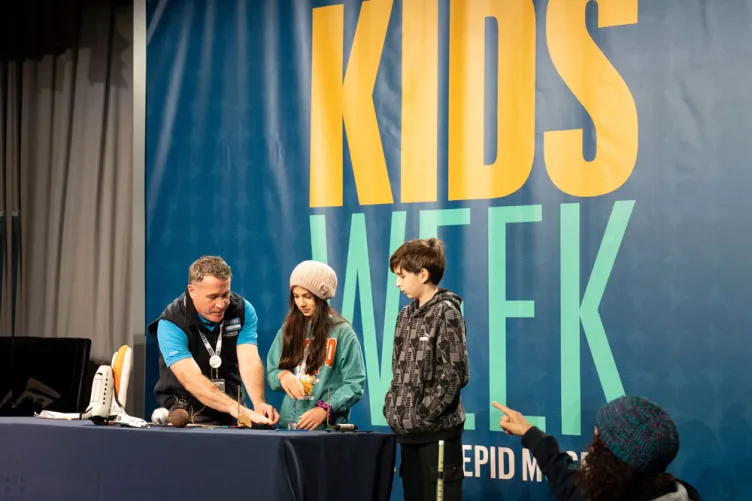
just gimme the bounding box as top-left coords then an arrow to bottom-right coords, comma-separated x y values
296,342 -> 309,377
295,322 -> 313,377
198,323 -> 223,371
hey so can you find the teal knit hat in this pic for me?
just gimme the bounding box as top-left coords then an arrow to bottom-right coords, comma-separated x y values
595,396 -> 679,473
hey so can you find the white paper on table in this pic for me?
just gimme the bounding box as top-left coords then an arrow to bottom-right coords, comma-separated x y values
33,410 -> 83,420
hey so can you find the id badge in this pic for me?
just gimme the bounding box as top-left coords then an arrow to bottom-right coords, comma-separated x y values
212,379 -> 226,393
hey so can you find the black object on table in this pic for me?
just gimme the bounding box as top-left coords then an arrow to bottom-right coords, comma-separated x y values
0,417 -> 396,501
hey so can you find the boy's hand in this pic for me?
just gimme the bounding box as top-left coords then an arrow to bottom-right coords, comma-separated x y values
492,402 -> 533,437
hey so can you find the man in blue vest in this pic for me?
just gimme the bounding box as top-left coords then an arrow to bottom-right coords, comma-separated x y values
148,256 -> 279,426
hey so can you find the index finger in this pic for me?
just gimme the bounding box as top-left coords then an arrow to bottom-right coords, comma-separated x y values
492,401 -> 513,415
268,407 -> 279,423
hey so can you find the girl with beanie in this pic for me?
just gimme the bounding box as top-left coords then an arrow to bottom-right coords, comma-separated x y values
492,396 -> 702,501
266,260 -> 366,430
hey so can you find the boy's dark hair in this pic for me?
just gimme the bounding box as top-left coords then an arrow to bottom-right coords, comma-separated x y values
389,238 -> 445,285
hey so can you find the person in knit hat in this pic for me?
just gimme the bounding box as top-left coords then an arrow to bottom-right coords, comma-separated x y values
266,260 -> 366,430
492,396 -> 702,501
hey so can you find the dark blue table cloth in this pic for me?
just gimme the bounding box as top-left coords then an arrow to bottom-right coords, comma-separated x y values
0,417 -> 395,501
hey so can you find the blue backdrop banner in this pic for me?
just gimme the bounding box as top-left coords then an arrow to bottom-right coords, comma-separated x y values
146,1 -> 752,499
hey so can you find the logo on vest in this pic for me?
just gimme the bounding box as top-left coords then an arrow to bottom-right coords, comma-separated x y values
225,318 -> 241,336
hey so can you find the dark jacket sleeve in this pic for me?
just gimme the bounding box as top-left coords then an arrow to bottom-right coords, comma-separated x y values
522,427 -> 586,501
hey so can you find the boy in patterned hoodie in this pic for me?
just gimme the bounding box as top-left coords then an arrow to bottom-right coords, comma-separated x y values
384,238 -> 470,501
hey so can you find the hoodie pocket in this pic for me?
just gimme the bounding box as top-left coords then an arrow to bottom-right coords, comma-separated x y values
383,386 -> 403,431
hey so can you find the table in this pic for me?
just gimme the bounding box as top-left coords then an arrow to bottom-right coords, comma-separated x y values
0,417 -> 396,501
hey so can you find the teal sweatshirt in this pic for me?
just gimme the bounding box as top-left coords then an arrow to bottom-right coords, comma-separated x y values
266,320 -> 366,429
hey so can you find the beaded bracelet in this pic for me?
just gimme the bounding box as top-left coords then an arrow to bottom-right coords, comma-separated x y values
316,400 -> 332,423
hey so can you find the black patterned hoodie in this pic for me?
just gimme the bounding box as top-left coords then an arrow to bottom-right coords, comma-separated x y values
383,289 -> 470,443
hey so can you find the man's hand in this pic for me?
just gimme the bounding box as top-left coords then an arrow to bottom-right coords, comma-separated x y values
170,358 -> 252,420
492,402 -> 533,437
233,405 -> 272,425
237,344 -> 268,413
296,407 -> 327,431
279,371 -> 305,400
254,402 -> 280,424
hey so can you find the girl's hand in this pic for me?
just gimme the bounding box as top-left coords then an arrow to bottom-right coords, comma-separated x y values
296,407 -> 327,431
279,371 -> 305,399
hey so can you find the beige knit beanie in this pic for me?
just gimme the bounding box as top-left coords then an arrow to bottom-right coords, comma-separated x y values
289,260 -> 338,300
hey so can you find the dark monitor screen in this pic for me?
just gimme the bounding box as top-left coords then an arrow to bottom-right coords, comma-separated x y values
0,336 -> 91,416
